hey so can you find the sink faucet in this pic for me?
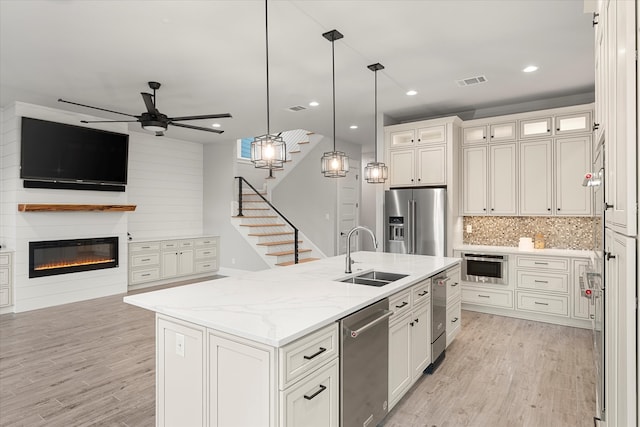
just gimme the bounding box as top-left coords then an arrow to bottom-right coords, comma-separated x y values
345,226 -> 378,274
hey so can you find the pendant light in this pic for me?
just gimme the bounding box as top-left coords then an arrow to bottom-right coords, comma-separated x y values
364,63 -> 388,183
251,0 -> 286,170
321,29 -> 349,178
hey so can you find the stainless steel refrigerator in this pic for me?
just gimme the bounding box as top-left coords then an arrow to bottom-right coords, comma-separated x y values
384,188 -> 446,256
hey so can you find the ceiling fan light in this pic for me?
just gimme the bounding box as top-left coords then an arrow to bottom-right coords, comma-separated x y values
364,161 -> 388,183
251,133 -> 286,169
142,121 -> 167,132
321,150 -> 349,178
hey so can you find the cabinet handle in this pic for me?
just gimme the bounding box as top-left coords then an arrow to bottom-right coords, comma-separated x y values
491,208 -> 495,211
478,294 -> 490,298
534,280 -> 549,283
141,246 -> 151,249
202,264 -> 211,268
556,128 -> 560,131
605,203 -> 614,209
606,252 -> 616,261
534,262 -> 548,265
141,258 -> 150,262
547,208 -> 551,211
590,314 -> 595,319
303,384 -> 327,400
395,301 -> 408,309
547,129 -> 550,132
593,123 -> 600,131
534,302 -> 549,306
418,290 -> 428,296
141,273 -> 151,277
483,208 -> 486,211
414,318 -> 419,323
410,321 -> 414,326
452,317 -> 459,323
482,136 -> 486,139
452,282 -> 459,287
303,347 -> 327,360
592,12 -> 599,26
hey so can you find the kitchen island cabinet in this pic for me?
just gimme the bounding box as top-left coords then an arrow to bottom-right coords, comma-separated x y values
125,251 -> 460,427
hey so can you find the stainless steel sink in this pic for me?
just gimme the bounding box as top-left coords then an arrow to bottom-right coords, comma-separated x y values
339,271 -> 408,287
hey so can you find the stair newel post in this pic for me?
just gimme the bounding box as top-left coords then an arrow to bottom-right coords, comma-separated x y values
237,177 -> 244,217
294,229 -> 299,264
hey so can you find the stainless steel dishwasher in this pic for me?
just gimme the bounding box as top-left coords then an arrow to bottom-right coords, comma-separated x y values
428,273 -> 448,373
340,298 -> 392,427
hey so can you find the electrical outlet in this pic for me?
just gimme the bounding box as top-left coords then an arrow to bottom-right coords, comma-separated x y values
466,225 -> 473,233
176,333 -> 185,357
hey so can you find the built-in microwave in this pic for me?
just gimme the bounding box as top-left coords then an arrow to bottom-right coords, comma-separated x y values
461,253 -> 508,285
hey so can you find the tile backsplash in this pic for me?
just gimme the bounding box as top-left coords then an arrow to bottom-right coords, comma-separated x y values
463,216 -> 597,250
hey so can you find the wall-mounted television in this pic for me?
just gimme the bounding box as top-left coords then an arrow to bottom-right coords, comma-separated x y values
20,117 -> 129,191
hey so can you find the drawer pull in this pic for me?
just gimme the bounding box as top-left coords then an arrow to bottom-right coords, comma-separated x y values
534,302 -> 549,306
304,384 -> 327,400
395,301 -> 409,309
141,258 -> 150,262
303,347 -> 327,360
203,251 -> 211,255
534,262 -> 549,265
478,294 -> 490,298
141,273 -> 151,277
414,318 -> 419,323
452,317 -> 459,323
141,246 -> 151,249
534,280 -> 549,283
451,282 -> 459,287
202,264 -> 211,268
418,290 -> 428,296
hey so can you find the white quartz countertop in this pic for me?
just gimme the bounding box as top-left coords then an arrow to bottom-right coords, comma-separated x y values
124,251 -> 460,347
454,244 -> 592,258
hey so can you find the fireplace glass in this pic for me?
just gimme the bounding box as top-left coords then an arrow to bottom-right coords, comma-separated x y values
29,237 -> 118,278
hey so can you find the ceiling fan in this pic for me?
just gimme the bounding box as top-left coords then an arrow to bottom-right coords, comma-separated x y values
58,81 -> 232,136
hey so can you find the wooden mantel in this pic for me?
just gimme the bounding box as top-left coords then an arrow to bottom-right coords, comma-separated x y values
18,204 -> 137,212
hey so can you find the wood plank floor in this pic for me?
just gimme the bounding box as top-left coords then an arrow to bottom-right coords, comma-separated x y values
0,288 -> 595,426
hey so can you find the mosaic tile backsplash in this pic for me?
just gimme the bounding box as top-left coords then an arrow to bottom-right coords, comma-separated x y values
463,216 -> 598,250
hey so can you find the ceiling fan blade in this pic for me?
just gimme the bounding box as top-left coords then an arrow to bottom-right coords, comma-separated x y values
168,113 -> 232,121
58,98 -> 139,118
80,119 -> 140,123
141,92 -> 159,114
170,122 -> 224,134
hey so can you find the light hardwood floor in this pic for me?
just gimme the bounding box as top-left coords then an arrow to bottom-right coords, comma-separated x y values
0,287 -> 595,427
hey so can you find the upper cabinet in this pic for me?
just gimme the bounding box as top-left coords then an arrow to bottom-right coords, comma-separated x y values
555,112 -> 592,136
463,122 -> 516,144
519,117 -> 552,139
389,130 -> 415,149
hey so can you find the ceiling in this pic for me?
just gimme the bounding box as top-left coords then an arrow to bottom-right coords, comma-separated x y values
0,1 -> 595,147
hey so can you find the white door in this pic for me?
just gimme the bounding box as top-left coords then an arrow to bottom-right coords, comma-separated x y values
461,146 -> 487,215
389,149 -> 415,187
555,136 -> 592,216
519,140 -> 553,215
337,161 -> 360,255
489,143 -> 517,215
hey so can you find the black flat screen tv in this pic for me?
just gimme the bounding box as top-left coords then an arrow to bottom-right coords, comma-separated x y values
20,117 -> 129,191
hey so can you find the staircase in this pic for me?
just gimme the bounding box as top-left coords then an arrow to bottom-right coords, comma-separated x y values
231,177 -> 323,267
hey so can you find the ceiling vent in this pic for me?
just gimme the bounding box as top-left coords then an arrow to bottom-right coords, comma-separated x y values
286,105 -> 307,112
456,75 -> 488,87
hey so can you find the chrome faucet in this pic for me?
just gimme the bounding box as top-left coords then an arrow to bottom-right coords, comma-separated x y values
345,226 -> 378,274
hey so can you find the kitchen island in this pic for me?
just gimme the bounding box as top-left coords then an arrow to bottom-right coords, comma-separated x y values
124,251 -> 460,427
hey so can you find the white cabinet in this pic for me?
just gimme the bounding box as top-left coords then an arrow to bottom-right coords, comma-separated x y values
519,117 -> 552,139
388,149 -> 415,186
0,253 -> 12,308
489,122 -> 516,142
389,129 -> 415,148
462,125 -> 487,144
417,125 -> 446,145
162,240 -> 195,279
409,303 -> 430,380
519,139 -> 553,215
461,145 -> 487,215
488,143 -> 517,215
129,242 -> 162,286
388,312 -> 412,407
388,143 -> 447,186
572,259 -> 590,320
555,136 -> 592,216
555,112 -> 592,135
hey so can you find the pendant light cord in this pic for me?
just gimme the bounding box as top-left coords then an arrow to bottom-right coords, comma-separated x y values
331,38 -> 336,152
264,0 -> 270,135
374,68 -> 378,161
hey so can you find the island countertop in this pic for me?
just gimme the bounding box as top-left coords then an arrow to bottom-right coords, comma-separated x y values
124,251 -> 460,347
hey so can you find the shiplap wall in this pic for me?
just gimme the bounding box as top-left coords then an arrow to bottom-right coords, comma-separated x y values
0,102 -> 204,313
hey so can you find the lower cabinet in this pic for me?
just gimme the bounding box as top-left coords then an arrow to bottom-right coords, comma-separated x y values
0,252 -> 13,308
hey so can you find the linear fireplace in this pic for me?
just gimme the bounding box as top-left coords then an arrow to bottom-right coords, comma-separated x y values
29,237 -> 118,278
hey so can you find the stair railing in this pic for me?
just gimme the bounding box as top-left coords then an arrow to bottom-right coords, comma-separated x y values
235,176 -> 299,264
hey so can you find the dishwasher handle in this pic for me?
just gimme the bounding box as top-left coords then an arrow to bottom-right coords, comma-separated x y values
347,310 -> 393,338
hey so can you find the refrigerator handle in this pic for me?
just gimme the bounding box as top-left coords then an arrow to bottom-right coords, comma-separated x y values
407,200 -> 413,254
411,199 -> 417,254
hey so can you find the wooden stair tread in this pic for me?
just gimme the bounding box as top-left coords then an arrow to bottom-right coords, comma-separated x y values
276,258 -> 321,267
241,200 -> 269,203
248,231 -> 294,237
289,150 -> 301,154
266,248 -> 312,257
242,192 -> 266,196
240,223 -> 285,227
256,240 -> 302,246
242,208 -> 271,211
232,215 -> 277,219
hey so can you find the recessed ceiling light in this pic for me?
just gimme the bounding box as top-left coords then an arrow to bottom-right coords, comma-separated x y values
350,125 -> 358,129
211,123 -> 221,128
309,101 -> 319,107
406,90 -> 418,96
523,65 -> 538,73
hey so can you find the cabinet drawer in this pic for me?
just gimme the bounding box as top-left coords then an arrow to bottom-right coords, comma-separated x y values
195,260 -> 217,273
0,267 -> 9,286
195,237 -> 217,247
280,358 -> 339,427
517,271 -> 568,293
0,254 -> 9,265
412,279 -> 431,307
0,287 -> 10,306
195,247 -> 217,259
131,268 -> 161,284
179,240 -> 194,248
131,253 -> 160,268
516,256 -> 569,271
516,292 -> 568,317
446,300 -> 461,347
389,289 -> 412,322
279,323 -> 339,389
130,242 -> 161,252
462,287 -> 513,308
162,241 -> 180,250
446,266 -> 461,303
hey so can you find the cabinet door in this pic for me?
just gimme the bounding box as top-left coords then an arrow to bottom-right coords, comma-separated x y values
462,125 -> 487,144
555,112 -> 591,135
572,259 -> 590,320
555,136 -> 592,216
410,303 -> 430,380
281,359 -> 339,427
488,143 -> 517,215
388,315 -> 412,407
519,117 -> 552,139
389,149 -> 415,187
461,146 -> 487,215
519,140 -> 553,215
489,122 -> 516,142
389,130 -> 415,148
593,0 -> 607,145
157,316 -> 206,427
178,249 -> 195,276
162,251 -> 179,278
417,125 -> 446,145
416,145 -> 446,185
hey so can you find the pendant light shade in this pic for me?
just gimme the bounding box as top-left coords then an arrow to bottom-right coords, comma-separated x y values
251,0 -> 286,170
321,29 -> 349,178
364,62 -> 388,184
